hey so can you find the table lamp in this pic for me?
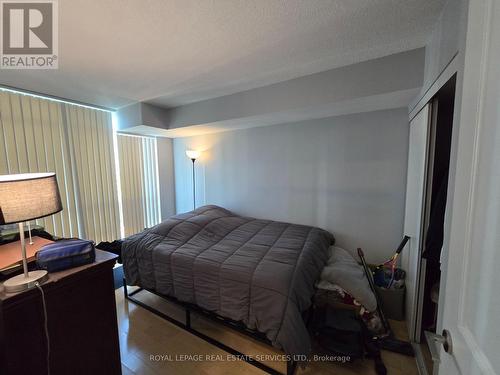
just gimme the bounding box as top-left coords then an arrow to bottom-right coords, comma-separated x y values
0,173 -> 62,293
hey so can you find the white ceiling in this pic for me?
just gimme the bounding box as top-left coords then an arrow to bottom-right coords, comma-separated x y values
0,0 -> 446,109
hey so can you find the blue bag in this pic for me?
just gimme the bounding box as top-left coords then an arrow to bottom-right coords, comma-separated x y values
36,239 -> 95,272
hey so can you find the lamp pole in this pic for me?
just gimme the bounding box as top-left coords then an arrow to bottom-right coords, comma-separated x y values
191,158 -> 196,210
186,150 -> 201,211
19,222 -> 29,277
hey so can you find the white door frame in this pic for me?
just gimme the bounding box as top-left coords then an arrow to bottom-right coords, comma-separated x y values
403,103 -> 432,342
436,0 -> 500,373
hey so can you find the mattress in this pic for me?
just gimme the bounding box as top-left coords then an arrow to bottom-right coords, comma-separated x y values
122,205 -> 334,356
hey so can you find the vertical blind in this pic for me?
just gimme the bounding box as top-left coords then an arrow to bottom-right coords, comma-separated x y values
64,104 -> 121,241
117,134 -> 161,237
0,90 -> 121,243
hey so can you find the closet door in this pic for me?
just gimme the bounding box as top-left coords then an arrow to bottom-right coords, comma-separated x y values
403,103 -> 431,341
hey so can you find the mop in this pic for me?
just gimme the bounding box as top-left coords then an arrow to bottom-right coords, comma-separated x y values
357,243 -> 415,357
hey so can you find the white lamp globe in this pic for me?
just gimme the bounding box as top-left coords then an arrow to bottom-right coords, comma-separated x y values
186,150 -> 201,160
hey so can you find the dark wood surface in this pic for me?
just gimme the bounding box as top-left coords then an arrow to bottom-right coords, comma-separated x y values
0,250 -> 121,375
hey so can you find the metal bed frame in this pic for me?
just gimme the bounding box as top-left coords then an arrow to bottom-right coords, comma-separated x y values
123,280 -> 302,375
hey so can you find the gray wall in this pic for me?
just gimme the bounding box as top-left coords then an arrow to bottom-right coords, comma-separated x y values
173,108 -> 409,263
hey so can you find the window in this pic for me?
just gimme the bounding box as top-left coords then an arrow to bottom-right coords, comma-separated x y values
0,89 -> 121,243
116,134 -> 161,237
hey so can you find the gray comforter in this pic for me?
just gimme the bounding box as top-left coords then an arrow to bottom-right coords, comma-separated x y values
122,205 -> 334,356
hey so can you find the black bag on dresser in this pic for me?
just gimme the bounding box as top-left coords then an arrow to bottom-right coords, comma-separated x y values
36,239 -> 95,272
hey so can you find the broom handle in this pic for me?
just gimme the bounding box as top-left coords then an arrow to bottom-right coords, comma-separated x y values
357,247 -> 392,334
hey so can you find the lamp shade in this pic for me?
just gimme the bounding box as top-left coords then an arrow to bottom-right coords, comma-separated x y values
0,173 -> 62,224
186,150 -> 201,160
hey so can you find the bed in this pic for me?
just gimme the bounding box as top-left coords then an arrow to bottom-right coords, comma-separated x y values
122,205 -> 334,370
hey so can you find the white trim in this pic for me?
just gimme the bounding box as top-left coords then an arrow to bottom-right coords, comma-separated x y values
409,55 -> 459,122
456,0 -> 490,330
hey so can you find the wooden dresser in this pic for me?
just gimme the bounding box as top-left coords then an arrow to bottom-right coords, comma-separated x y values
0,250 -> 121,375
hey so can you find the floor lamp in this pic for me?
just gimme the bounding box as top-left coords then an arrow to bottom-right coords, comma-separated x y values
185,150 -> 201,210
0,173 -> 62,293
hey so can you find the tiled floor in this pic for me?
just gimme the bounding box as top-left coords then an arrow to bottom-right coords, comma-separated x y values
115,288 -> 418,375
